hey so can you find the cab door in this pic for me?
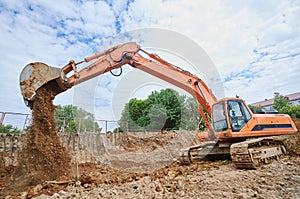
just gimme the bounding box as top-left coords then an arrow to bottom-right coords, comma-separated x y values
227,100 -> 252,132
212,102 -> 228,132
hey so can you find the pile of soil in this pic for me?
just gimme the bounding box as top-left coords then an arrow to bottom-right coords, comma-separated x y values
101,131 -> 196,172
284,118 -> 300,155
1,81 -> 71,197
106,131 -> 178,152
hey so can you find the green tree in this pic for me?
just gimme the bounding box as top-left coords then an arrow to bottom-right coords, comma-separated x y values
55,105 -> 102,133
145,89 -> 183,130
128,98 -> 150,127
273,92 -> 290,111
180,97 -> 203,130
273,92 -> 300,118
146,103 -> 168,131
113,127 -> 124,133
119,88 -> 204,132
118,103 -> 144,132
280,105 -> 300,118
248,105 -> 263,113
0,124 -> 21,134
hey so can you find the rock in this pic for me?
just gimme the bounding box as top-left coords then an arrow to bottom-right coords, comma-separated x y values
58,190 -> 67,196
232,187 -> 237,193
237,193 -> 247,199
107,189 -> 117,195
277,181 -> 286,186
133,185 -> 138,189
253,191 -> 258,197
286,162 -> 293,166
254,187 -> 262,194
176,181 -> 183,189
155,185 -> 162,192
33,184 -> 43,195
75,181 -> 81,186
20,192 -> 28,199
154,192 -> 163,199
291,175 -> 300,182
167,171 -> 176,179
79,174 -> 92,185
51,193 -> 60,198
260,177 -> 266,183
98,188 -> 104,197
178,190 -> 185,197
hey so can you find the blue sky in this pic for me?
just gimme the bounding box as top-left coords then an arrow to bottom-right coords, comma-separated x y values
0,0 -> 299,121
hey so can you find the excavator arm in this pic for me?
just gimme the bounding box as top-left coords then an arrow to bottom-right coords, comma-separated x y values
19,42 -> 217,127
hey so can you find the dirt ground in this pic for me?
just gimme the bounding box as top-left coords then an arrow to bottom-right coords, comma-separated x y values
32,156 -> 300,199
1,83 -> 300,199
32,118 -> 300,199
0,118 -> 299,198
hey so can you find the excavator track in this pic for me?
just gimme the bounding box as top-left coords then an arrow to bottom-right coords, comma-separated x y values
178,136 -> 287,169
178,141 -> 230,164
230,136 -> 287,169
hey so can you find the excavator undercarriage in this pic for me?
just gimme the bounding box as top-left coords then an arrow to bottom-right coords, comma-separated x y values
178,141 -> 230,165
178,136 -> 288,169
230,136 -> 287,169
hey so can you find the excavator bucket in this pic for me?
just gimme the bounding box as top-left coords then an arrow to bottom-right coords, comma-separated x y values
19,62 -> 66,108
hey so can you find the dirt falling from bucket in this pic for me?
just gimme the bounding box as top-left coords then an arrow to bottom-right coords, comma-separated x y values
8,80 -> 71,194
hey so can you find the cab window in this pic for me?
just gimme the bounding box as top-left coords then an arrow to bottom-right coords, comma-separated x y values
212,103 -> 228,132
228,100 -> 251,132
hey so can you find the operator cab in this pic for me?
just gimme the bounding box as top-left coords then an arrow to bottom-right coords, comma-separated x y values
212,99 -> 252,132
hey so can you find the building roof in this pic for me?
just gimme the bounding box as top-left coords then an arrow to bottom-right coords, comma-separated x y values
250,91 -> 300,107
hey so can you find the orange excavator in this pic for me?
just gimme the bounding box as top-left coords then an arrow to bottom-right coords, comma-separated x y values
19,42 -> 297,169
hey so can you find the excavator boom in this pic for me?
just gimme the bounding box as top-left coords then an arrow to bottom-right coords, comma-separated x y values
19,42 -> 217,127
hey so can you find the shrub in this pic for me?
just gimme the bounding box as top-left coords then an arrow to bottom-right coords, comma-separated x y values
0,124 -> 21,134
